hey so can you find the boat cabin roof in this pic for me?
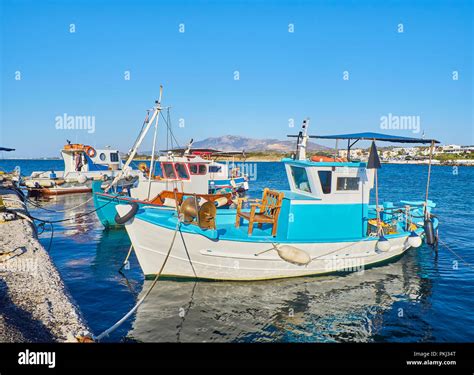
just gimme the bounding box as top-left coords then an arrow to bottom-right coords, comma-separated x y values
309,132 -> 439,144
282,158 -> 366,168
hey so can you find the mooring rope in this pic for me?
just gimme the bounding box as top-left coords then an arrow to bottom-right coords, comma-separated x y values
26,193 -> 120,224
438,238 -> 474,271
25,196 -> 94,213
94,217 -> 182,341
118,244 -> 134,272
7,183 -> 96,213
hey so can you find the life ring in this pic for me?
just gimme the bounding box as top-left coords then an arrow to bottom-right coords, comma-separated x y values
114,202 -> 139,225
138,163 -> 150,175
85,146 -> 96,158
311,155 -> 347,162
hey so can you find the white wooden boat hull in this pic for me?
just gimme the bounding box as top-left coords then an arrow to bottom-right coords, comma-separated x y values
120,209 -> 417,281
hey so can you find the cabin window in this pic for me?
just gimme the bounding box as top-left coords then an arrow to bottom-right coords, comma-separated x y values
189,163 -> 207,175
99,153 -> 106,161
318,171 -> 332,194
209,165 -> 222,173
336,177 -> 359,191
162,163 -> 177,179
290,166 -> 312,193
175,163 -> 190,179
110,152 -> 119,162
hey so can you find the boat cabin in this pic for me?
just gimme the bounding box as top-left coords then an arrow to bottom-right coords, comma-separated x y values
274,158 -> 375,241
62,143 -> 122,173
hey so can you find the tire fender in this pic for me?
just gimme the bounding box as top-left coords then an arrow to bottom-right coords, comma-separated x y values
114,202 -> 139,224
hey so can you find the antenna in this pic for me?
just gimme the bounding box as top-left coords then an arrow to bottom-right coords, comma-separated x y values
184,139 -> 194,155
287,118 -> 310,160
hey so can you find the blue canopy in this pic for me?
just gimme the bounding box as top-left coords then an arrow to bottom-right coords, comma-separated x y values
309,132 -> 439,144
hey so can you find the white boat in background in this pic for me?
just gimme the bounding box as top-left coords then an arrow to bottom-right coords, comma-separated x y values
23,142 -> 138,196
100,87 -> 249,202
117,119 -> 440,281
128,147 -> 248,201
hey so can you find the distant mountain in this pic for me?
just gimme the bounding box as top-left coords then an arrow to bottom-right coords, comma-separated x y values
192,135 -> 329,153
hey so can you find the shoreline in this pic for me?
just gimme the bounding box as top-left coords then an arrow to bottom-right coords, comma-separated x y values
0,178 -> 90,342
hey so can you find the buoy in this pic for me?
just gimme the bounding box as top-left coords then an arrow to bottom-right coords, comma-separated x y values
85,146 -> 96,158
213,197 -> 228,207
376,236 -> 391,252
276,245 -> 311,266
424,218 -> 436,246
77,174 -> 87,184
407,231 -> 422,248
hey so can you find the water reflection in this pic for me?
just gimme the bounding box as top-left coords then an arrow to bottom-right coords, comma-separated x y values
128,250 -> 433,342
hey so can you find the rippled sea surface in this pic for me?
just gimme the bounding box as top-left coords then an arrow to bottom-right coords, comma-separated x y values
1,160 -> 473,342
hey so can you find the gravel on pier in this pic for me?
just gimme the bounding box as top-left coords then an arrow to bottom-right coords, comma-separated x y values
0,181 -> 90,342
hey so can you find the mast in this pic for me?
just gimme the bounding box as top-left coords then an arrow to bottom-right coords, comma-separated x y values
147,86 -> 164,199
296,118 -> 309,161
105,86 -> 163,192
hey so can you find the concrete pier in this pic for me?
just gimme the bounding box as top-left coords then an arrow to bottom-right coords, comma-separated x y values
0,177 -> 89,342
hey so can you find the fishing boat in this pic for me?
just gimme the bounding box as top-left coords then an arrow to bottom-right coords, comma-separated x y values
117,119 -> 440,281
92,181 -> 234,228
23,142 -> 139,196
92,88 -> 248,227
158,146 -> 249,194
129,146 -> 248,200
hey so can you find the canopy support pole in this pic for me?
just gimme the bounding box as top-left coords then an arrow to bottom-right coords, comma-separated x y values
424,140 -> 435,219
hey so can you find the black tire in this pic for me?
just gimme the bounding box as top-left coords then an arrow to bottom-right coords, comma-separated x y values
114,202 -> 139,224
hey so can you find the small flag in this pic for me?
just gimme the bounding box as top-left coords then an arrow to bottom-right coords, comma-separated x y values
367,141 -> 381,169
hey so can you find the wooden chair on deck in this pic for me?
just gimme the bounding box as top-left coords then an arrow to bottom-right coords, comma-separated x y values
235,188 -> 284,236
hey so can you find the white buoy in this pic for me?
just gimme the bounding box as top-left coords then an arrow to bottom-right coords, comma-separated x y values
376,236 -> 391,252
407,231 -> 422,248
276,245 -> 311,266
213,197 -> 228,207
77,174 -> 87,184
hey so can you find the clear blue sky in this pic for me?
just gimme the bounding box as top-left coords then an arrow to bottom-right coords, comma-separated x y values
1,0 -> 472,157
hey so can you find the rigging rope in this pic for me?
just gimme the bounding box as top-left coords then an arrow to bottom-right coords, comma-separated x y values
26,195 -> 94,213
94,217 -> 182,341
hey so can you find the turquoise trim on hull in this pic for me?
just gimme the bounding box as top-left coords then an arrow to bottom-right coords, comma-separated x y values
134,208 -> 438,244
